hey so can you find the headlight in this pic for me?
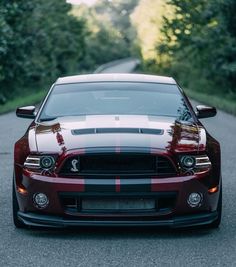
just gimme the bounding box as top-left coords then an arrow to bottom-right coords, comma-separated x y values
180,155 -> 211,174
24,155 -> 56,171
40,156 -> 55,169
180,156 -> 196,168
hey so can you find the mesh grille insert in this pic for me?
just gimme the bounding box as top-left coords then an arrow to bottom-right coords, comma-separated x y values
59,154 -> 176,177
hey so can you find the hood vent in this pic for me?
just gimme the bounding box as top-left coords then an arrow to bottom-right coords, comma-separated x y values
72,128 -> 164,135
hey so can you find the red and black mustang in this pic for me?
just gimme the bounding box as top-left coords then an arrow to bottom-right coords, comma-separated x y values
13,74 -> 222,229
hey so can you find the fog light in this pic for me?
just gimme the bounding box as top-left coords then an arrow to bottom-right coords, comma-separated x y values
33,193 -> 49,209
187,192 -> 202,208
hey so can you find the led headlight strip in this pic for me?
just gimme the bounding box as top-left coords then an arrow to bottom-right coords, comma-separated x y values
195,156 -> 212,169
194,155 -> 212,173
24,156 -> 41,169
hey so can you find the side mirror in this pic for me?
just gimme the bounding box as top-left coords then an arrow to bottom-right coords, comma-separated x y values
16,106 -> 36,119
196,105 -> 217,119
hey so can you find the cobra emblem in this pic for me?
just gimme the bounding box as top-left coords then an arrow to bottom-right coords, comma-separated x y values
71,159 -> 79,172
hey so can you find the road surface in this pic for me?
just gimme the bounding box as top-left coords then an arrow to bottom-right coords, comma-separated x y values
0,59 -> 236,266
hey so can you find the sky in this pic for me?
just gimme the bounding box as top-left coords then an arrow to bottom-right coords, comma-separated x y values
67,0 -> 97,5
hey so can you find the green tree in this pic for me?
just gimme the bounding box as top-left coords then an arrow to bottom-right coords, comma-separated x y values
0,0 -> 87,103
95,0 -> 138,49
73,0 -> 140,71
151,0 -> 236,95
131,0 -> 172,72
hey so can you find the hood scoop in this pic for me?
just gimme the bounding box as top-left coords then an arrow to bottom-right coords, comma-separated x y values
71,128 -> 164,136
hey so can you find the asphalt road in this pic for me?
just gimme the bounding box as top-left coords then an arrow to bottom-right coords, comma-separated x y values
97,59 -> 140,73
0,59 -> 236,266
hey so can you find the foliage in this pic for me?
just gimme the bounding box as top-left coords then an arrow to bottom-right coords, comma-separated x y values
143,0 -> 236,97
95,0 -> 138,48
131,0 -> 171,62
0,0 -> 142,109
0,0 -> 86,103
72,0 -> 140,71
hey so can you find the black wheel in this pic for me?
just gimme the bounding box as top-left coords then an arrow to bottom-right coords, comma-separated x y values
208,184 -> 222,229
12,180 -> 26,228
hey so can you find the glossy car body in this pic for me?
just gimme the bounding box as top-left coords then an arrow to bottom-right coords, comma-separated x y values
13,74 -> 221,228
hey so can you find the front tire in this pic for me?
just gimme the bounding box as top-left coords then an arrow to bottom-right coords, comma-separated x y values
12,181 -> 26,228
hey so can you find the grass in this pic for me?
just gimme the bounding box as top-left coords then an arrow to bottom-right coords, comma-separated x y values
184,89 -> 236,116
0,89 -> 47,114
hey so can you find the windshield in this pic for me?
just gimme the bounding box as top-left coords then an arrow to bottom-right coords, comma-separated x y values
38,82 -> 192,121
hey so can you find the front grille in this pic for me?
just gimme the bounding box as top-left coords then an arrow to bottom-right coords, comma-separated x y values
60,193 -> 177,215
81,154 -> 156,173
157,157 -> 177,175
59,154 -> 176,177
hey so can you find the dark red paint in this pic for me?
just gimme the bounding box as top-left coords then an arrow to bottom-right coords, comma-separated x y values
13,74 -> 221,228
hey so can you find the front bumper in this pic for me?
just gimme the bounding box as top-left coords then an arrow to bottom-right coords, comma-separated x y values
17,210 -> 218,228
15,169 -> 221,228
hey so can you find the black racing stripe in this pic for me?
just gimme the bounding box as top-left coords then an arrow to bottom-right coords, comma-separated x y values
84,177 -> 152,193
84,178 -> 116,192
120,178 -> 152,192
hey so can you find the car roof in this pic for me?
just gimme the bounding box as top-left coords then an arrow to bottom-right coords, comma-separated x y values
55,73 -> 176,85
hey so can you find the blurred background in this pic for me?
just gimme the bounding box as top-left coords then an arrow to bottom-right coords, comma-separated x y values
0,3 -> 236,266
0,0 -> 235,114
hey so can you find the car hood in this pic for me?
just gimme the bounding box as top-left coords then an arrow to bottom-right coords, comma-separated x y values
28,115 -> 206,154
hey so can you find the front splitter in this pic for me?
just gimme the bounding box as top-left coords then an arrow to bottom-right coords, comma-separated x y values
17,211 -> 218,229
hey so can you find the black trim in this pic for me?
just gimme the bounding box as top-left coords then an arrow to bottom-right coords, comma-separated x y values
17,211 -> 218,228
72,128 -> 164,135
59,191 -> 177,197
59,192 -> 177,215
59,153 -> 177,177
85,179 -> 116,192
